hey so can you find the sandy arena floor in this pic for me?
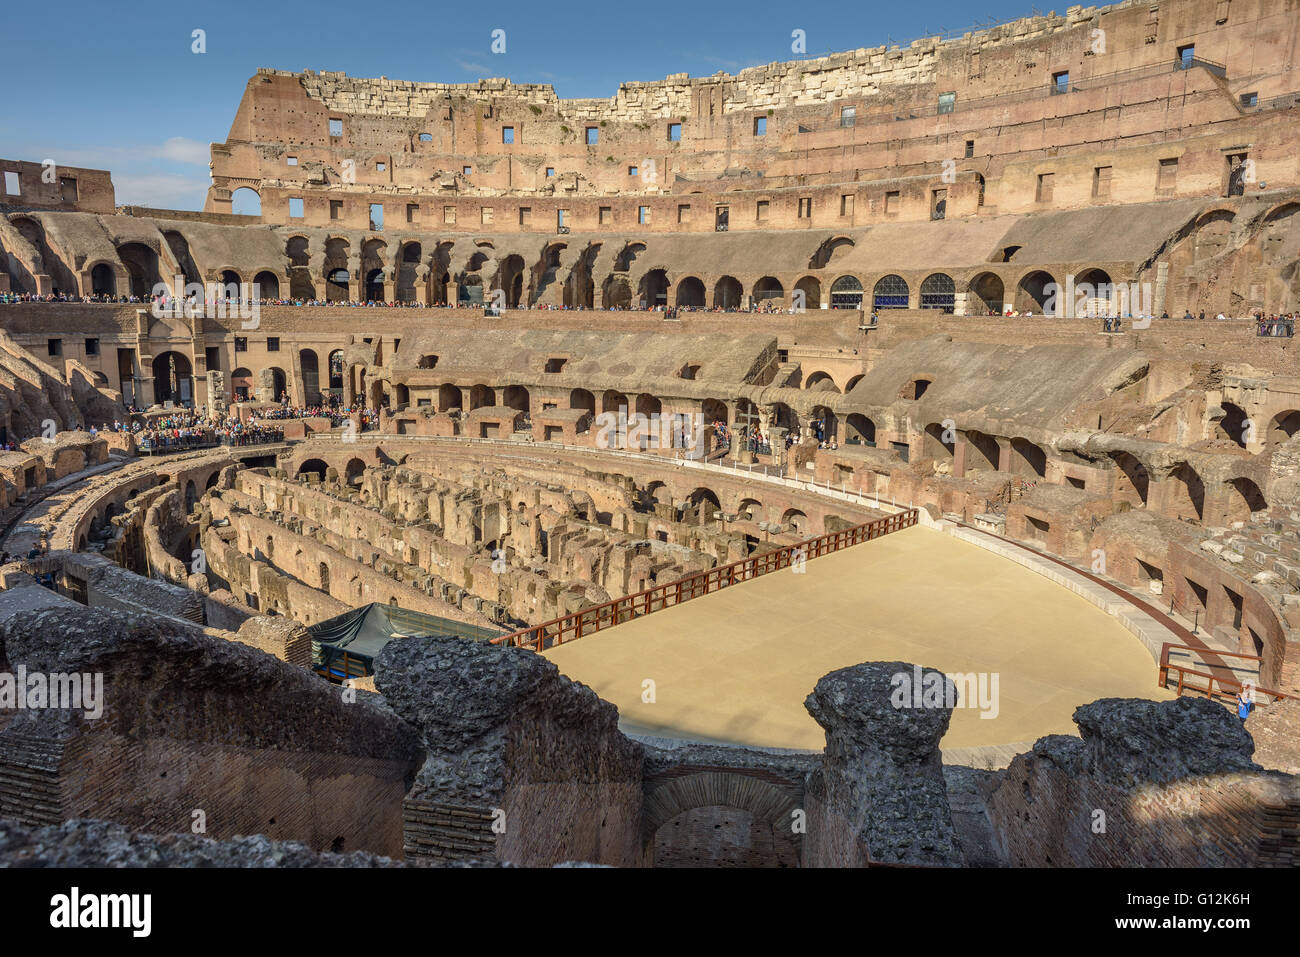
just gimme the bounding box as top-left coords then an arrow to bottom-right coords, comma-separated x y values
545,525 -> 1173,751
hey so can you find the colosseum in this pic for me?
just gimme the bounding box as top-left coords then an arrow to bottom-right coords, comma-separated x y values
0,0 -> 1296,876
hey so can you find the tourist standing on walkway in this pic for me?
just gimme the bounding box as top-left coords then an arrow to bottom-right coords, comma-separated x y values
1236,683 -> 1254,722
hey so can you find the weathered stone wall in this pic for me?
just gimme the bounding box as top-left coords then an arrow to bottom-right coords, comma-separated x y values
0,606 -> 423,857
984,697 -> 1300,867
377,635 -> 645,866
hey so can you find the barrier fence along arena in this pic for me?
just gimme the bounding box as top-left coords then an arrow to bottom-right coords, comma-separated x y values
490,509 -> 919,652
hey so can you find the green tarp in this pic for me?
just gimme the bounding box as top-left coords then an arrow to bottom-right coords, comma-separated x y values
310,603 -> 506,677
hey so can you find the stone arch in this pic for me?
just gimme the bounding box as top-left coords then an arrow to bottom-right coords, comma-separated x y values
344,458 -> 366,487
397,241 -> 422,302
752,276 -> 784,305
924,423 -> 954,460
1016,270 -> 1057,313
495,254 -> 527,308
687,486 -> 721,511
231,366 -> 254,402
804,371 -> 839,393
602,390 -> 629,414
1267,410 -> 1300,448
115,242 -> 162,298
299,349 -> 320,405
1225,477 -> 1267,523
326,268 -> 350,302
231,186 -> 261,216
644,771 -> 802,866
286,236 -> 314,298
767,401 -> 795,432
1109,451 -> 1150,506
1075,267 -> 1116,316
675,276 -> 706,308
570,388 -> 596,416
253,270 -> 280,298
1167,463 -> 1206,522
964,430 -> 1000,472
635,393 -> 661,418
845,414 -> 876,446
1263,201 -> 1300,225
602,275 -> 632,309
1193,209 -> 1236,263
151,351 -> 193,407
919,273 -> 956,312
261,366 -> 287,404
1217,402 -> 1250,448
809,235 -> 855,269
504,385 -> 530,413
872,274 -> 909,310
713,276 -> 743,310
639,268 -> 670,308
469,384 -> 495,410
829,274 -> 863,309
613,241 -> 646,272
365,268 -> 385,302
327,350 -> 344,393
286,235 -> 311,266
1009,437 -> 1046,478
90,262 -> 116,296
781,508 -> 809,534
438,384 -> 462,412
968,272 -> 1004,315
793,275 -> 821,311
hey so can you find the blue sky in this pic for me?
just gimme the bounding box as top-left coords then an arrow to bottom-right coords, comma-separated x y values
1,0 -> 1038,210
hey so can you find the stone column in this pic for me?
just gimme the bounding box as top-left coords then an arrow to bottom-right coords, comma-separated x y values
802,661 -> 960,867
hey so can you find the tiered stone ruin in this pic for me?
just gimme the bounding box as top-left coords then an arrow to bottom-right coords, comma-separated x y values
0,0 -> 1297,867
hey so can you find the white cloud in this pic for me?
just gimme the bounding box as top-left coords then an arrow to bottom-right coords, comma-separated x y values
157,137 -> 211,165
113,172 -> 211,210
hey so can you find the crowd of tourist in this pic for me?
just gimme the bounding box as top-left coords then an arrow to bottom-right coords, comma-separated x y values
1256,315 -> 1296,337
255,401 -> 380,430
105,411 -> 284,453
0,291 -> 152,305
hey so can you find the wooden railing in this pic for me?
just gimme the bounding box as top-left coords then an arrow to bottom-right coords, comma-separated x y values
491,509 -> 918,652
1157,642 -> 1297,705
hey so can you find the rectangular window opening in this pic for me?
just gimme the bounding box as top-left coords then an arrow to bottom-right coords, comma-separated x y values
1093,165 -> 1113,198
1036,172 -> 1055,203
